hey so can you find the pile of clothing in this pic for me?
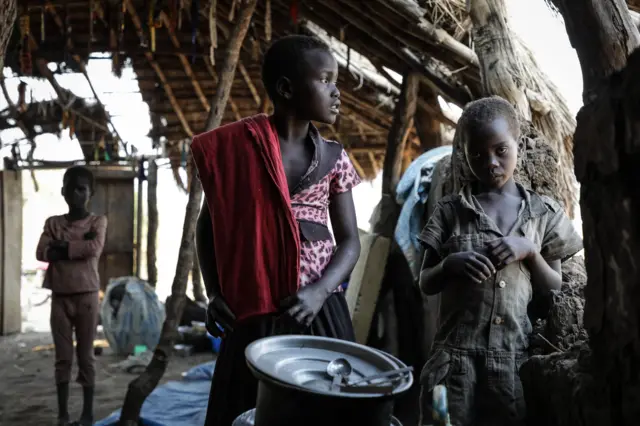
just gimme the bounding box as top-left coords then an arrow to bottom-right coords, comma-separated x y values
394,146 -> 452,279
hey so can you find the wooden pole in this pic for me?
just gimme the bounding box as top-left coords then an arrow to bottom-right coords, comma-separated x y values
135,160 -> 144,278
118,1 -> 258,423
377,71 -> 421,233
147,160 -> 158,287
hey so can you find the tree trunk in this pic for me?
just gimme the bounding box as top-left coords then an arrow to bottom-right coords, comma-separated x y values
0,0 -> 16,71
147,160 -> 158,287
520,2 -> 640,425
453,0 -> 577,214
118,1 -> 258,423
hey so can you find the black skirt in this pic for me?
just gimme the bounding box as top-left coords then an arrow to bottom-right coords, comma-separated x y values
204,292 -> 355,426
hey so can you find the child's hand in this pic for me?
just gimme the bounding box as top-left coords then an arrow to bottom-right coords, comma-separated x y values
49,240 -> 69,250
281,285 -> 328,327
206,296 -> 236,338
443,252 -> 496,284
487,237 -> 536,267
47,247 -> 66,262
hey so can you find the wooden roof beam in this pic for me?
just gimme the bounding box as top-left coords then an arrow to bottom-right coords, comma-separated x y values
374,0 -> 479,68
238,63 -> 262,107
44,1 -> 126,151
180,6 -> 243,121
313,0 -> 470,106
194,33 -> 242,121
159,12 -> 210,114
124,0 -> 194,138
212,20 -> 262,109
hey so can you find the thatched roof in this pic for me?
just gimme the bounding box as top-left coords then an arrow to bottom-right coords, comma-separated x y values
8,1 -> 639,177
0,85 -> 117,160
8,0 -> 472,178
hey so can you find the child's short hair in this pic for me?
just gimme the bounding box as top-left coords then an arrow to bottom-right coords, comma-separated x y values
458,96 -> 521,142
261,35 -> 331,101
63,166 -> 95,192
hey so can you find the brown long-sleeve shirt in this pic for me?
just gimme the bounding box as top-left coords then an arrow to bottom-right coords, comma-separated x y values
36,214 -> 108,294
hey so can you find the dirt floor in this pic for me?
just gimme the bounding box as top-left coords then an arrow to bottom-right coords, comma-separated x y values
0,331 -> 214,426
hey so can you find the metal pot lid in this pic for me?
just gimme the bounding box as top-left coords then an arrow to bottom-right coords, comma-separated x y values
232,409 -> 403,426
245,335 -> 413,397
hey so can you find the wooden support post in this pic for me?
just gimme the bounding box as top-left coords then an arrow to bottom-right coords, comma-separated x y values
347,71 -> 419,353
0,170 -> 22,336
135,160 -> 144,278
118,1 -> 258,423
378,72 -> 421,234
147,160 -> 158,287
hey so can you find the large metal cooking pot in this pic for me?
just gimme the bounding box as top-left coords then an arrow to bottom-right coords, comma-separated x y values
245,335 -> 413,426
232,409 -> 403,426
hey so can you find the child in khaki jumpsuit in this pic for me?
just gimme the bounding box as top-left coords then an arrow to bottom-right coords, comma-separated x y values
36,166 -> 107,426
418,97 -> 582,426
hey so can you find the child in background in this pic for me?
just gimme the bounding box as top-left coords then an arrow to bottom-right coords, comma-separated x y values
36,166 -> 108,426
192,35 -> 361,425
418,97 -> 582,426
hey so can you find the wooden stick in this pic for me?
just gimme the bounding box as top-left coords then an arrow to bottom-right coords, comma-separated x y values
118,2 -> 258,423
368,151 -> 380,176
238,62 -> 261,107
147,159 -> 158,287
348,152 -> 367,179
124,0 -> 194,138
160,11 -> 210,113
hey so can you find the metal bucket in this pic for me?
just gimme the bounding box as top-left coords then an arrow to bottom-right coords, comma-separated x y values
244,335 -> 413,426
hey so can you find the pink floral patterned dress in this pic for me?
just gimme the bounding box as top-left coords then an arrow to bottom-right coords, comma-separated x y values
289,127 -> 361,288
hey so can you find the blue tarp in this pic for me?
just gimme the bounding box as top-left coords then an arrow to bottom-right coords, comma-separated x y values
95,361 -> 216,426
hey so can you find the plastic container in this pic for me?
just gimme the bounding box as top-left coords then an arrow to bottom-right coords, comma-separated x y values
133,345 -> 148,356
207,332 -> 222,353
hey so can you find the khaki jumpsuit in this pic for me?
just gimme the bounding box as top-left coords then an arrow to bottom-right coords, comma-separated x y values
418,184 -> 582,426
